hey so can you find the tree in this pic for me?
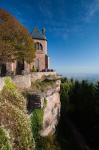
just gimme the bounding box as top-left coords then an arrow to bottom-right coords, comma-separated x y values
0,9 -> 35,63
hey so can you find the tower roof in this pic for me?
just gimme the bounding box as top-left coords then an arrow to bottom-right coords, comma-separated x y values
31,27 -> 47,40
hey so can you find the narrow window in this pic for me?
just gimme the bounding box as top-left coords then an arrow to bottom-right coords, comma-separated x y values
34,42 -> 43,50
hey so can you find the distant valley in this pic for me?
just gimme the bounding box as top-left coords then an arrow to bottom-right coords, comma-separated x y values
62,73 -> 99,83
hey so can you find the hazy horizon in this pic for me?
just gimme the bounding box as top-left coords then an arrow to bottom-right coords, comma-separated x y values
60,72 -> 99,82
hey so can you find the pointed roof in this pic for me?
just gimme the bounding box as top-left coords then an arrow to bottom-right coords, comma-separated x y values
31,27 -> 47,40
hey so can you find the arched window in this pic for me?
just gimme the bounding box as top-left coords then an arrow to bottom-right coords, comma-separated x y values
34,42 -> 43,50
39,43 -> 43,50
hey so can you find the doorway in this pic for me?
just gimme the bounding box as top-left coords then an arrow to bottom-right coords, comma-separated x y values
16,60 -> 24,75
0,64 -> 6,77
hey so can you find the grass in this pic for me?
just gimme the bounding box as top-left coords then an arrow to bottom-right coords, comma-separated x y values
31,109 -> 44,137
31,79 -> 56,92
31,108 -> 44,150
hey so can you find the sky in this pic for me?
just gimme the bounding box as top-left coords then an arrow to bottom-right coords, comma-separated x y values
0,0 -> 99,75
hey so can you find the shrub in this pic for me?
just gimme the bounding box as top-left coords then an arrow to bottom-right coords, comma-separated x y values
0,127 -> 12,150
0,78 -> 35,150
31,109 -> 44,149
0,101 -> 34,150
4,77 -> 16,90
31,109 -> 43,137
1,77 -> 26,111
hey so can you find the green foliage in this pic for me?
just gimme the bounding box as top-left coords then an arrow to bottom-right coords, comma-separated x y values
60,77 -> 99,150
4,77 -> 16,90
95,82 -> 99,115
31,106 -> 61,150
31,109 -> 44,138
31,108 -> 44,150
1,77 -> 26,111
60,78 -> 74,112
0,127 -> 12,150
35,135 -> 61,150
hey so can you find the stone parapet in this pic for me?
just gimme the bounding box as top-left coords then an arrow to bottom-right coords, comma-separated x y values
0,72 -> 58,89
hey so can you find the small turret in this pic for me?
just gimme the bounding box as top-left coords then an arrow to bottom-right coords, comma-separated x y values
42,28 -> 46,35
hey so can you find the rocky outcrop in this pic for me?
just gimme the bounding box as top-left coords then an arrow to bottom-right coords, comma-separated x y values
26,78 -> 61,136
0,74 -> 61,137
40,80 -> 61,136
31,72 -> 57,82
41,91 -> 60,136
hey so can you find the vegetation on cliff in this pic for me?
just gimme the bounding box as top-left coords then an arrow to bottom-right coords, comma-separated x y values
0,127 -> 12,150
31,108 -> 44,150
31,107 -> 61,150
0,77 -> 34,150
0,77 -> 61,150
31,77 -> 57,93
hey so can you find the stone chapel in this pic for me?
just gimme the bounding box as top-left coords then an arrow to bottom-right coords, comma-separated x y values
31,27 -> 49,71
0,27 -> 49,76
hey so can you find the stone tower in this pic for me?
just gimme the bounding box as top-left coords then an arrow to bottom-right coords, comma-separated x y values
31,27 -> 49,71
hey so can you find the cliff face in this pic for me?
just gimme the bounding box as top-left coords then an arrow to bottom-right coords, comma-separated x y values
41,91 -> 60,136
0,74 -> 61,138
26,76 -> 61,137
40,80 -> 61,136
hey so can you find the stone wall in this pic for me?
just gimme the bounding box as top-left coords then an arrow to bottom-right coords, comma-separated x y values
33,39 -> 48,71
6,61 -> 16,74
33,39 -> 47,55
13,72 -> 57,89
34,53 -> 46,71
13,74 -> 31,89
0,72 -> 57,89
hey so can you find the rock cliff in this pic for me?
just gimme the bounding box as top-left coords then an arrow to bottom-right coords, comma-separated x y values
0,73 -> 61,137
26,75 -> 61,136
40,80 -> 61,136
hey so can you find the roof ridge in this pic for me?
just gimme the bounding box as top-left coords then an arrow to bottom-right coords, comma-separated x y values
31,27 -> 47,40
